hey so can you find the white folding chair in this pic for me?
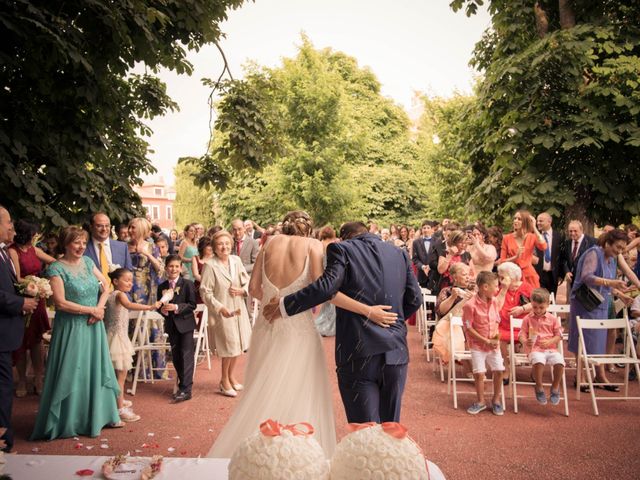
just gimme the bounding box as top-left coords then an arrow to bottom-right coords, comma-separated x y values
447,316 -> 505,409
576,313 -> 640,415
422,291 -> 437,361
547,303 -> 575,371
193,304 -> 211,372
509,316 -> 569,416
128,310 -> 172,395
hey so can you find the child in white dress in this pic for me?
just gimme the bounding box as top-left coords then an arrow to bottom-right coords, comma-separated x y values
105,268 -> 160,422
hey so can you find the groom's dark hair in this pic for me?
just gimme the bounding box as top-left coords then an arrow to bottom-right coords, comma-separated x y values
339,222 -> 368,240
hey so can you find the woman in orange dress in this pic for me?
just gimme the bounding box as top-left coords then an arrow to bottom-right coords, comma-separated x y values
498,210 -> 546,289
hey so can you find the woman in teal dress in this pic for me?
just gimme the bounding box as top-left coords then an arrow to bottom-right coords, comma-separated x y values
178,223 -> 198,281
31,226 -> 121,440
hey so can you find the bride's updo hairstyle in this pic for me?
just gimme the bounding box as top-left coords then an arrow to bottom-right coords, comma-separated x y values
281,210 -> 313,237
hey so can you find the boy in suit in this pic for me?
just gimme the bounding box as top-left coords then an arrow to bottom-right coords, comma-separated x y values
157,254 -> 197,403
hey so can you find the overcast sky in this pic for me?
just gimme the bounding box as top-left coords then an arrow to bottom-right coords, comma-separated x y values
144,0 -> 491,184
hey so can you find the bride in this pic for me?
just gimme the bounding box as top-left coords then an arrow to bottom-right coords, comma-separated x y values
207,211 -> 395,458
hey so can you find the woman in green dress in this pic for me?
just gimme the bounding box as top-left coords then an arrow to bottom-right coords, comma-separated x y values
31,226 -> 121,440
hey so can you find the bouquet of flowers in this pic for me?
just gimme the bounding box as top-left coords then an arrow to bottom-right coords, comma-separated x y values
15,275 -> 53,328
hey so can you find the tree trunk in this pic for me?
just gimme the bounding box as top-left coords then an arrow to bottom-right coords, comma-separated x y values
558,0 -> 576,29
565,199 -> 594,237
534,2 -> 549,38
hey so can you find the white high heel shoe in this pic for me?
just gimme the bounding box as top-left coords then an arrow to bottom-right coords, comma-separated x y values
220,383 -> 237,397
232,383 -> 244,391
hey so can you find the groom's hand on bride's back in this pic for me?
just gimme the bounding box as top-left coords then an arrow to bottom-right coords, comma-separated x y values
263,296 -> 282,323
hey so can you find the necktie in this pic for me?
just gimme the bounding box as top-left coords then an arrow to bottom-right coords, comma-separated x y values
571,241 -> 578,261
236,239 -> 243,255
0,247 -> 13,276
98,242 -> 111,288
543,232 -> 551,263
170,280 -> 176,290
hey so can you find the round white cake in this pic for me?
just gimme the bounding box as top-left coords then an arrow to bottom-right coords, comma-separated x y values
228,423 -> 329,480
330,423 -> 428,480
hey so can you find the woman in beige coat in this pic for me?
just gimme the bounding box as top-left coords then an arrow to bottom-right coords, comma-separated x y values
200,231 -> 252,397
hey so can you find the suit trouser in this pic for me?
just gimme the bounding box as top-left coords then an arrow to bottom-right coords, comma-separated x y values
539,270 -> 558,296
166,324 -> 195,394
0,351 -> 14,451
337,353 -> 407,423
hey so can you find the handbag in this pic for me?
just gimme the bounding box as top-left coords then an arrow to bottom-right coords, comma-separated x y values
575,282 -> 604,311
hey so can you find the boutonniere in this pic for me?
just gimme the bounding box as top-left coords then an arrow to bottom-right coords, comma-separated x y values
174,286 -> 181,295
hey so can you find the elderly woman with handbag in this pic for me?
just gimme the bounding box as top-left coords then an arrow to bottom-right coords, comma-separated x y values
568,229 -> 629,391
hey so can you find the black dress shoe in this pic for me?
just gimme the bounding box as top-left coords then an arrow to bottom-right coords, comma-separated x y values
173,391 -> 192,403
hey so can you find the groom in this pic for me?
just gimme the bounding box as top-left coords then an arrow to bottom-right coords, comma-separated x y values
265,222 -> 421,423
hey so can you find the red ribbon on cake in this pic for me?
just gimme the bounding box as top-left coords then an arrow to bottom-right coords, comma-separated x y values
347,421 -> 408,439
260,419 -> 314,437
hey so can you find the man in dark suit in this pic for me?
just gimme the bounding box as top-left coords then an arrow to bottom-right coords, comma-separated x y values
157,254 -> 197,403
533,212 -> 564,296
84,212 -> 133,276
265,222 -> 421,423
0,206 -> 37,452
559,220 -> 597,297
412,220 -> 434,288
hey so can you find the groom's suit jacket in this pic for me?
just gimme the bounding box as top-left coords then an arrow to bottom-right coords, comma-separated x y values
84,238 -> 133,271
283,233 -> 422,367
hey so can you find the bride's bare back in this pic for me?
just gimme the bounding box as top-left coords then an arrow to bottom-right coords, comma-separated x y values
249,234 -> 324,299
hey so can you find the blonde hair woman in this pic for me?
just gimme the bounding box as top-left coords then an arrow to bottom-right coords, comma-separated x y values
128,217 -> 163,305
199,231 -> 252,397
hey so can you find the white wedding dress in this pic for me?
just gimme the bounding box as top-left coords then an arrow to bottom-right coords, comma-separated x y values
207,251 -> 336,458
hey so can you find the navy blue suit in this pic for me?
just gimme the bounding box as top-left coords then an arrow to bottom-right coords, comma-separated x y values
283,233 -> 421,423
84,238 -> 133,271
0,248 -> 26,451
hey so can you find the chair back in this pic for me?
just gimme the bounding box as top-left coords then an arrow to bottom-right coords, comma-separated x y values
547,304 -> 570,315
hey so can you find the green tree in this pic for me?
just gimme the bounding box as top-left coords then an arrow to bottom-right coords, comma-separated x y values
0,0 -> 245,228
194,37 -> 434,226
174,159 -> 217,228
450,1 -> 640,229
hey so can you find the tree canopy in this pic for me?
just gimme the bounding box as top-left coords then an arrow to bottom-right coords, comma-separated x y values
0,0 -> 245,228
446,0 -> 640,229
191,36 -> 434,227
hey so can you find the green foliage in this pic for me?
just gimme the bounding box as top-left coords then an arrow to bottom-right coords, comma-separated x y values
0,0 -> 245,228
449,1 -> 640,229
195,37 -> 434,226
174,159 -> 217,228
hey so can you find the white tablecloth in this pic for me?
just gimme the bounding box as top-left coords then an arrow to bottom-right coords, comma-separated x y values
2,454 -> 446,479
2,455 -> 230,479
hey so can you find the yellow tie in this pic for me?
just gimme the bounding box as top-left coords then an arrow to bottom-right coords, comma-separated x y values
99,242 -> 111,289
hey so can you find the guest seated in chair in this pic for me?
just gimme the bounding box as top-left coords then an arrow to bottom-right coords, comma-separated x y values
519,288 -> 565,406
497,261 -> 533,385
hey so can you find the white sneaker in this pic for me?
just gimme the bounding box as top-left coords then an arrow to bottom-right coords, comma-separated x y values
122,399 -> 133,408
119,407 -> 141,423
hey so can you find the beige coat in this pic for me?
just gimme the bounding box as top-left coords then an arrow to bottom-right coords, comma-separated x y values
199,255 -> 252,357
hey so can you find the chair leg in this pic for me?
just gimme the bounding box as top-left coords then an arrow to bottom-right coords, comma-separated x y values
561,369 -> 569,417
452,360 -> 458,409
582,360 -> 599,416
425,325 -> 431,362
